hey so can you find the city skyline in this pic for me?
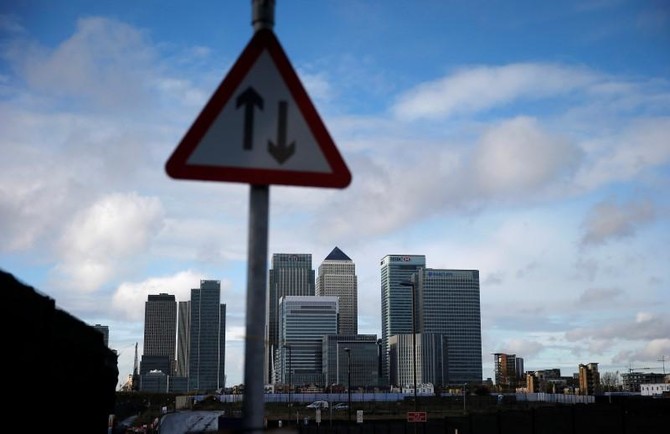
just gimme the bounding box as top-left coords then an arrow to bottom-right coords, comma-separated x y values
1,1 -> 668,389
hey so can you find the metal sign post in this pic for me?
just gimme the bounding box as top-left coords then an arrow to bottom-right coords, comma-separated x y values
165,2 -> 350,433
243,183 -> 269,434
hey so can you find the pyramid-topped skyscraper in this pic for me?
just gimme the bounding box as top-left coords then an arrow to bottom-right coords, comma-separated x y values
316,246 -> 358,335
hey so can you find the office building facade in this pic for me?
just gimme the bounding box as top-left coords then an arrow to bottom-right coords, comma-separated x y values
189,280 -> 226,393
316,246 -> 358,335
92,324 -> 109,347
380,254 -> 426,385
176,300 -> 190,377
389,333 -> 448,389
416,268 -> 482,385
142,293 -> 177,376
323,334 -> 380,389
267,253 -> 315,383
277,296 -> 338,387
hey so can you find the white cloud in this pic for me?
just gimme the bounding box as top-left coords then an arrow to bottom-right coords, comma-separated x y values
472,116 -> 583,197
6,17 -> 156,110
565,312 -> 670,342
574,117 -> 670,190
112,270 -> 205,322
612,338 -> 670,365
496,338 -> 545,358
391,63 -> 598,120
577,287 -> 624,305
53,192 -> 165,292
580,198 -> 655,246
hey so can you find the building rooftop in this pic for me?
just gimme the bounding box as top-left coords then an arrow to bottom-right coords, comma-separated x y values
324,246 -> 351,261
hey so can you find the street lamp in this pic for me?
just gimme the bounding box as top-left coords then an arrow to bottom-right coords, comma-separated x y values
463,383 -> 467,414
344,347 -> 352,423
284,344 -> 292,424
400,279 -> 418,413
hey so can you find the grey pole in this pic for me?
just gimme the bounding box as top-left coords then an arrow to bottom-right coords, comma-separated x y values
243,185 -> 269,434
463,383 -> 467,413
243,5 -> 274,434
285,344 -> 292,425
345,348 -> 352,423
252,0 -> 275,32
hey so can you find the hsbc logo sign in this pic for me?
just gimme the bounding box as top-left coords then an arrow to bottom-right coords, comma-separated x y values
390,256 -> 412,262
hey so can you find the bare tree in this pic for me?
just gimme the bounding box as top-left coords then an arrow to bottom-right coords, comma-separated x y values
600,371 -> 621,392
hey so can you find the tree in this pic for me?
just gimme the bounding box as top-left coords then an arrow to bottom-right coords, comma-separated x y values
600,371 -> 621,392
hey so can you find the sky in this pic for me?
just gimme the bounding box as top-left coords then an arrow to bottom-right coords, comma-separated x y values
1,1 -> 669,390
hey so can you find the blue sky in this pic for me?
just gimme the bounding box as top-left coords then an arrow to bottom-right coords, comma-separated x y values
1,1 -> 669,389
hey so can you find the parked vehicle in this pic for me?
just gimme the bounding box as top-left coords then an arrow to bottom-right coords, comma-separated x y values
332,403 -> 348,411
306,400 -> 329,409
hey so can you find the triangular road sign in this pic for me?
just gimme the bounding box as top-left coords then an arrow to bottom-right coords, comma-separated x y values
166,28 -> 352,188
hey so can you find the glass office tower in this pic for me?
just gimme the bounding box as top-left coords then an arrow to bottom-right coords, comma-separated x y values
277,295 -> 338,387
380,254 -> 426,386
267,253 -> 315,383
189,280 -> 226,393
417,268 -> 482,385
142,293 -> 177,376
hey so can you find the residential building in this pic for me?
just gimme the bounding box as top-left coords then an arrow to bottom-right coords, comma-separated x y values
316,246 -> 358,335
277,295 -> 338,387
641,383 -> 670,396
189,280 -> 226,393
516,357 -> 525,383
494,353 -> 520,391
623,371 -> 667,392
578,362 -> 600,395
530,368 -> 567,393
526,372 -> 539,392
380,254 -> 426,385
267,253 -> 315,383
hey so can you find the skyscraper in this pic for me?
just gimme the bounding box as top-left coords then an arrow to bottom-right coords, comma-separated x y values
189,280 -> 226,393
266,253 -> 315,383
142,293 -> 177,376
277,295 -> 338,387
417,268 -> 482,385
316,246 -> 358,335
92,324 -> 109,347
380,254 -> 426,385
176,300 -> 190,377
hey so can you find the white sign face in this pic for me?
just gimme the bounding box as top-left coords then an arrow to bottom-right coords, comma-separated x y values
315,409 -> 321,423
356,410 -> 364,423
166,28 -> 351,188
187,51 -> 331,173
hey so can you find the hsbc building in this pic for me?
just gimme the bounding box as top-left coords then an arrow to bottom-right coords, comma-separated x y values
379,254 -> 426,385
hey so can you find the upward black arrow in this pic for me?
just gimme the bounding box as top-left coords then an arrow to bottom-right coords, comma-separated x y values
236,87 -> 263,150
268,100 -> 295,164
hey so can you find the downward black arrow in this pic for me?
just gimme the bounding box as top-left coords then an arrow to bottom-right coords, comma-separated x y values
268,100 -> 295,164
236,86 -> 263,150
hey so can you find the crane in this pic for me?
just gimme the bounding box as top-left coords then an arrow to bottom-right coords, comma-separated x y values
628,366 -> 663,373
